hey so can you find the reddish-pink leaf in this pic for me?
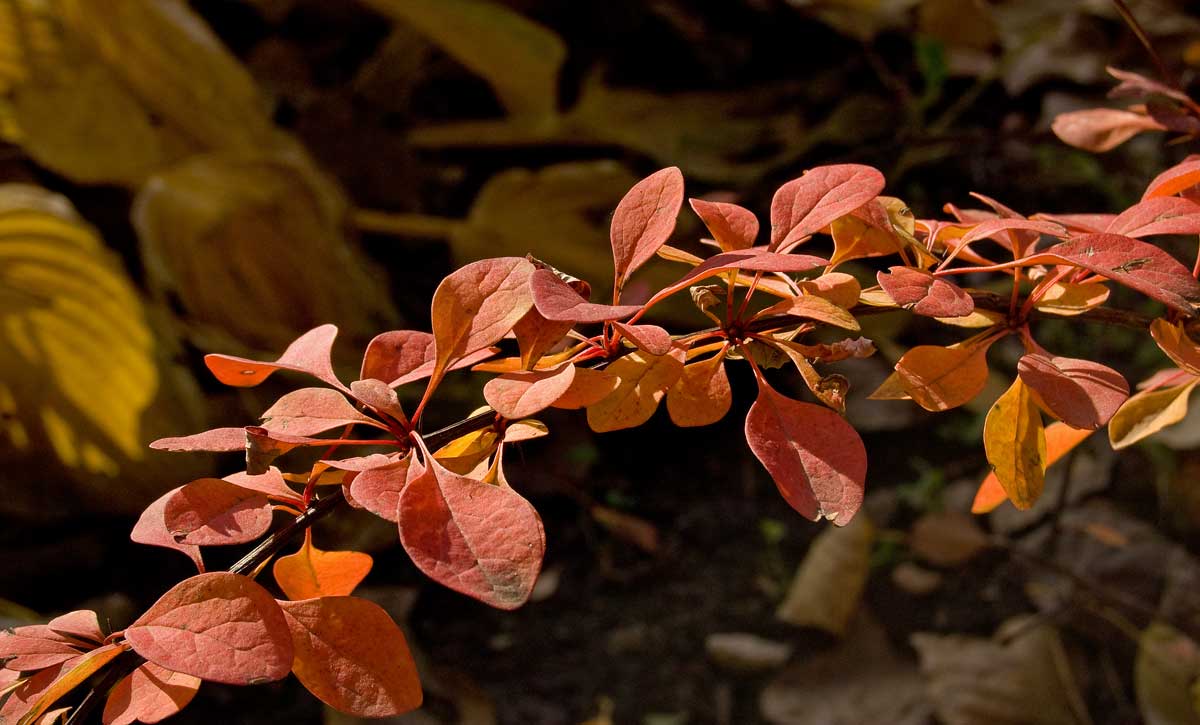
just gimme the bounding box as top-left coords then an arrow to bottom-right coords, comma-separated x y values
350,379 -> 407,425
530,269 -> 641,322
163,478 -> 273,546
260,388 -> 384,436
1031,212 -> 1113,234
244,427 -> 344,475
1106,196 -> 1200,237
1107,66 -> 1191,103
222,468 -> 298,500
205,324 -> 347,391
611,167 -> 685,288
429,257 -> 535,385
278,597 -> 422,717
690,198 -> 758,251
398,439 -> 545,609
612,322 -> 673,355
125,572 -> 293,685
745,379 -> 866,526
643,248 -> 828,311
770,164 -> 885,250
360,330 -> 434,384
1028,233 -> 1200,314
102,662 -> 200,725
47,611 -> 103,645
957,218 -> 1066,256
1017,353 -> 1129,429
149,428 -> 245,453
392,347 -> 499,388
877,267 -> 974,317
0,662 -> 68,721
1051,108 -> 1165,152
131,489 -> 204,573
0,634 -> 82,672
511,307 -> 574,370
1143,156 -> 1200,199
483,365 -> 577,419
347,454 -> 412,522
14,644 -> 126,723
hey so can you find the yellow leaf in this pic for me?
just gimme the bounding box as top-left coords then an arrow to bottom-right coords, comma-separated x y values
972,422 -> 1093,513
434,428 -> 499,474
361,0 -> 565,118
1109,379 -> 1200,450
983,378 -> 1047,509
1034,281 -> 1110,317
587,351 -> 684,432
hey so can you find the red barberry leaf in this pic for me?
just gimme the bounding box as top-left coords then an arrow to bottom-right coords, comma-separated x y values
102,662 -> 200,725
1142,155 -> 1200,199
877,267 -> 974,318
744,378 -> 866,525
125,573 -> 293,685
643,248 -> 828,311
273,532 -> 373,601
46,611 -> 103,645
611,167 -> 685,289
349,379 -> 407,426
612,322 -> 673,355
483,364 -> 577,420
278,597 -> 422,718
0,633 -> 83,672
0,662 -> 67,722
429,257 -> 535,388
798,272 -> 861,309
131,489 -> 204,573
1017,353 -> 1129,429
398,437 -> 545,609
956,218 -> 1066,257
1106,196 -> 1200,237
360,330 -> 434,385
690,198 -> 758,251
243,427 -> 344,475
205,324 -> 347,391
770,164 -> 885,250
1051,108 -> 1165,152
162,478 -> 272,546
16,643 -> 126,723
511,307 -> 574,370
346,453 -> 412,522
260,388 -> 385,436
530,269 -> 641,322
550,367 -> 621,409
222,468 -> 299,500
149,428 -> 245,453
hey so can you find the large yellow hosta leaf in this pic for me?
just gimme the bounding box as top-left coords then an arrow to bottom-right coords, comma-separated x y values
133,154 -> 398,352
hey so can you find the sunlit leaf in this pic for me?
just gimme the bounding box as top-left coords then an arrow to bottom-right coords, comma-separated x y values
827,199 -> 906,267
347,453 -> 413,522
261,388 -> 385,436
1150,319 -> 1200,376
610,167 -> 684,292
667,353 -> 731,427
398,437 -> 545,609
1108,197 -> 1200,237
877,267 -> 973,318
753,294 -> 860,330
745,378 -> 867,525
530,268 -> 641,322
1109,379 -> 1200,449
983,377 -> 1047,509
483,364 -> 576,420
690,198 -> 758,252
1052,108 -> 1165,152
1143,157 -> 1200,199
130,488 -> 204,573
973,422 -> 1093,513
273,531 -> 373,601
884,336 -> 997,411
125,573 -> 293,685
0,632 -> 84,673
361,0 -> 564,117
1033,281 -> 1109,316
586,350 -> 685,433
429,257 -> 535,388
612,322 -> 673,355
348,379 -> 407,427
205,325 -> 346,391
770,164 -> 886,250
798,272 -> 861,309
642,248 -> 828,312
512,307 -> 574,370
46,611 -> 102,645
102,662 -> 200,725
17,643 -> 126,724
1018,353 -> 1128,429
550,367 -> 621,410
279,596 -> 422,717
163,478 -> 272,546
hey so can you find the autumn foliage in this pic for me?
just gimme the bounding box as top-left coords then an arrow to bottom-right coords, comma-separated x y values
8,69 -> 1200,724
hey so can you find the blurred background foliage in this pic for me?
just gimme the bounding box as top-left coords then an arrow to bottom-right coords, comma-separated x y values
3,0 -> 1200,723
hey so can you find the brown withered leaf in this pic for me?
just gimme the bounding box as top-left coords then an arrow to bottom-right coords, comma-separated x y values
133,154 -> 397,352
776,516 -> 874,635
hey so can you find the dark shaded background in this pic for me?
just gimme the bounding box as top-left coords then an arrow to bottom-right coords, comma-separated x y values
2,0 -> 1200,723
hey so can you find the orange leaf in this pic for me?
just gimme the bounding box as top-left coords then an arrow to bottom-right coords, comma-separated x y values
611,167 -> 684,289
586,350 -> 684,432
102,663 -> 200,725
973,422 -> 1093,513
667,353 -> 731,427
483,364 -> 576,420
130,487 -> 204,573
1033,281 -> 1109,316
1142,156 -> 1200,199
982,378 -> 1047,510
429,257 -> 534,388
550,367 -> 620,409
798,272 -> 861,309
744,378 -> 866,526
754,294 -> 860,330
205,324 -> 347,391
279,597 -> 422,718
19,644 -> 127,724
885,335 -> 997,411
273,531 -> 373,601
1149,318 -> 1200,375
398,437 -> 545,609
